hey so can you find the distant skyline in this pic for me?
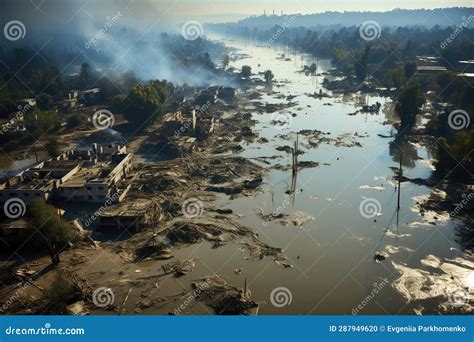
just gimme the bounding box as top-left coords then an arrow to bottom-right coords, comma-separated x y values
1,0 -> 472,32
145,0 -> 474,23
174,0 -> 472,17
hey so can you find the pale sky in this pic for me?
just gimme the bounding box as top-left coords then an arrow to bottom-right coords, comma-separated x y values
122,0 -> 474,23
168,0 -> 473,15
2,0 -> 473,30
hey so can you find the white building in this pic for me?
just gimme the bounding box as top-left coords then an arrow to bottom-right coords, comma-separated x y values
0,144 -> 133,205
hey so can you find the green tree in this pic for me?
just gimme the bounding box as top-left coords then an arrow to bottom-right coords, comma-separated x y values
66,114 -> 83,128
111,94 -> 126,114
37,93 -> 54,111
404,60 -> 417,79
437,129 -> 473,178
26,198 -> 77,266
44,137 -> 61,157
241,65 -> 252,79
42,270 -> 75,314
24,110 -> 58,139
395,81 -> 425,132
148,79 -> 173,103
123,84 -> 163,127
264,70 -> 274,83
383,68 -> 406,88
0,89 -> 16,119
354,46 -> 370,81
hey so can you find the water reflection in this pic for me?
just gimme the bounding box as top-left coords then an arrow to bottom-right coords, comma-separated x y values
389,137 -> 419,168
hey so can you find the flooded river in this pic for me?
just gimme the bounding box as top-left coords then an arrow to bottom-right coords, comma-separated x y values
1,36 -> 471,316
166,36 -> 472,315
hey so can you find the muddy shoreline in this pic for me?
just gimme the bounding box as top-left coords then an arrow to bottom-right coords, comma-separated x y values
1,39 -> 472,316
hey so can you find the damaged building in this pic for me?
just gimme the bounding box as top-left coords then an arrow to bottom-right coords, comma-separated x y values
0,144 -> 133,205
161,109 -> 218,142
97,198 -> 161,233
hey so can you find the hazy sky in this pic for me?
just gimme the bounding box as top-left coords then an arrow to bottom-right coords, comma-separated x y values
172,0 -> 473,16
2,0 -> 473,29
133,0 -> 474,22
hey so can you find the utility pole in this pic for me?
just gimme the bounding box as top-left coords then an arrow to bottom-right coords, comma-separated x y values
243,277 -> 247,298
397,152 -> 403,211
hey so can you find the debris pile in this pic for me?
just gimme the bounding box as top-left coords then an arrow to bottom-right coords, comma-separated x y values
162,259 -> 195,277
192,276 -> 259,315
136,236 -> 173,260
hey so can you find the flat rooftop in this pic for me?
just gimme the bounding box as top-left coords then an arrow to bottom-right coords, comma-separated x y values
59,162 -> 113,188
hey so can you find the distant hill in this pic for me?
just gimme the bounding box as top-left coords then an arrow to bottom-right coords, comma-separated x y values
209,7 -> 474,29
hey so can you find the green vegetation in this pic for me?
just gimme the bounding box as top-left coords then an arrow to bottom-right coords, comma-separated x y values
395,81 -> 425,132
437,129 -> 473,178
354,46 -> 370,82
44,136 -> 61,157
114,80 -> 172,127
26,198 -> 77,266
124,84 -> 163,127
42,270 -> 75,314
66,114 -> 83,128
24,110 -> 58,139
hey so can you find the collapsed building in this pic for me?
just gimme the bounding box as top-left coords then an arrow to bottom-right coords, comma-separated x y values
161,109 -> 217,143
194,86 -> 236,107
0,144 -> 133,205
97,198 -> 162,233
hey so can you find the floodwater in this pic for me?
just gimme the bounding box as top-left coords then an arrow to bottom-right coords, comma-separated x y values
2,37 -> 472,316
160,36 -> 472,315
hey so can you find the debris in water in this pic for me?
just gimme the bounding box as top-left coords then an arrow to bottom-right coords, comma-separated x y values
162,259 -> 195,277
374,252 -> 387,263
192,276 -> 259,315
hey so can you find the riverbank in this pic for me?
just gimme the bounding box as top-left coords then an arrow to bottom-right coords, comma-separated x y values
0,37 -> 472,316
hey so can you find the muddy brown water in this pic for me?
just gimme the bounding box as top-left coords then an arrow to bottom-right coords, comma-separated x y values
160,36 -> 471,315
1,37 -> 472,315
122,37 -> 472,315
